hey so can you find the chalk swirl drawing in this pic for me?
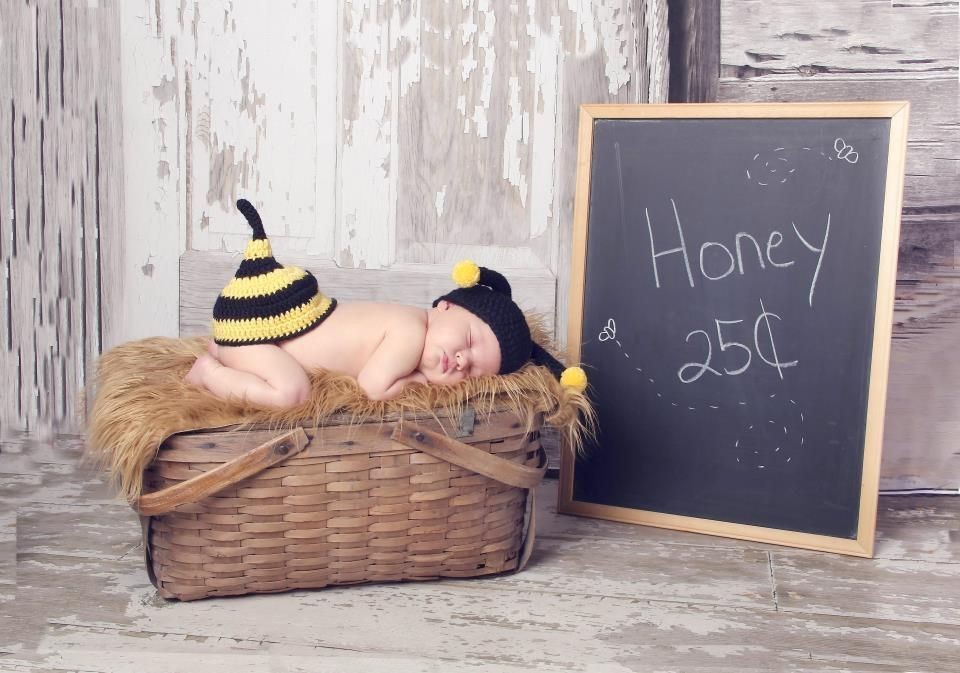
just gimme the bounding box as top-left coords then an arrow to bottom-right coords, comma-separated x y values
734,398 -> 805,469
596,317 -> 806,468
747,147 -> 795,186
747,139 -> 860,186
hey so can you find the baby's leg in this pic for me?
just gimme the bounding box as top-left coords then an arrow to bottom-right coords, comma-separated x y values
189,343 -> 311,409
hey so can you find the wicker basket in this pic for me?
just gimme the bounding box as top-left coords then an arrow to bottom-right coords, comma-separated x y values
135,407 -> 546,601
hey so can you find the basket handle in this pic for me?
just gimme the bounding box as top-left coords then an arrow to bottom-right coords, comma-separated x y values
134,428 -> 310,516
390,424 -> 546,489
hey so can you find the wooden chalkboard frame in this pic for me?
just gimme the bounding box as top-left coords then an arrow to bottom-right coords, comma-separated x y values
559,102 -> 910,557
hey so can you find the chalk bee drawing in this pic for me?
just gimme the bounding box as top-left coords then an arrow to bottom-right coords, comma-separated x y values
834,137 -> 859,163
598,318 -> 616,342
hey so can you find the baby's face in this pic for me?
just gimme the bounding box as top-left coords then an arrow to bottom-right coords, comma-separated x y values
421,300 -> 502,385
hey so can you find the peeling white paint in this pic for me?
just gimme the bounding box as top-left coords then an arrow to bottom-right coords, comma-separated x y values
460,12 -> 479,81
461,1 -> 496,139
338,0 -> 398,269
435,185 -> 447,219
398,0 -> 422,97
567,0 -> 599,56
597,0 -> 632,94
117,2 -> 181,341
116,0 -> 675,341
526,6 -> 561,238
502,76 -> 529,206
472,105 -> 489,138
163,1 -> 321,255
312,0 -> 339,257
563,0 -> 634,95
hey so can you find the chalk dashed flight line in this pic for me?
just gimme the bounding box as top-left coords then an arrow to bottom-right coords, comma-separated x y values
598,317 -> 806,467
601,318 -> 741,412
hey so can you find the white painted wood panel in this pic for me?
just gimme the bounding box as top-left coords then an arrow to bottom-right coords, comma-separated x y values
2,0 -> 670,434
116,0 -> 180,347
171,0 -> 670,344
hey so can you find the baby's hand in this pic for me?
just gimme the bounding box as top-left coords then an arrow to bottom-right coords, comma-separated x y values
406,370 -> 429,385
366,369 -> 428,401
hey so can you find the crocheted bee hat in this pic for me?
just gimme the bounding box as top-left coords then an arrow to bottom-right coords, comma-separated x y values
433,260 -> 588,392
211,200 -> 336,346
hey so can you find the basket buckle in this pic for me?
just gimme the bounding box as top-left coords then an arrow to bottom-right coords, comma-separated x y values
455,406 -> 476,438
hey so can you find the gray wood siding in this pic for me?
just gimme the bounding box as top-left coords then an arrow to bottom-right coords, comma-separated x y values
0,0 -> 124,437
719,0 -> 960,488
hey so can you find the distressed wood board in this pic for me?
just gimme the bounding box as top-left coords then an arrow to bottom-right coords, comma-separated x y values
0,0 -> 126,437
720,0 -> 958,80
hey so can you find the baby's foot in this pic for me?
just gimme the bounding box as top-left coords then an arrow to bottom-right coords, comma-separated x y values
184,353 -> 219,387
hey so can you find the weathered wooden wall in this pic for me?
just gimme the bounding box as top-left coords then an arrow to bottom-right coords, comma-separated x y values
162,0 -> 670,346
5,1 -> 955,491
719,0 -> 959,489
0,0 -> 125,438
0,0 -> 671,434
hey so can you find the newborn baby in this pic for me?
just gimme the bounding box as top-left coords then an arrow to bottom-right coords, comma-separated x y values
185,200 -> 586,408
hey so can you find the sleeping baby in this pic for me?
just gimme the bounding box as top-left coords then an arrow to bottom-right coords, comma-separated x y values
185,199 -> 587,408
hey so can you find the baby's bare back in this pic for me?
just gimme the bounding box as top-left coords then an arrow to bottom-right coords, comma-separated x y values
279,302 -> 427,377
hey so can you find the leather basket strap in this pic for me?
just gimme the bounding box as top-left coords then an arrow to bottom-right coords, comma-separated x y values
390,423 -> 546,489
134,428 -> 309,516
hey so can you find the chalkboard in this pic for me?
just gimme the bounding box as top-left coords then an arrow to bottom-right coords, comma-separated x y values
559,103 -> 910,557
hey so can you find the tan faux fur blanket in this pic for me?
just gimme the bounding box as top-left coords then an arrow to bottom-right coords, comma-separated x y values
86,327 -> 594,504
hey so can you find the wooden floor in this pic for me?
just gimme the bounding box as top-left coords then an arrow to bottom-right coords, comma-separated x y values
1,433 -> 958,673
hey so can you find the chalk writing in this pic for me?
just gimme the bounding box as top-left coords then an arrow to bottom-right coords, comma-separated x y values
645,199 -> 830,307
677,298 -> 797,384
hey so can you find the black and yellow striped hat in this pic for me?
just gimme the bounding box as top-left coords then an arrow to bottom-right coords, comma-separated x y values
211,200 -> 336,346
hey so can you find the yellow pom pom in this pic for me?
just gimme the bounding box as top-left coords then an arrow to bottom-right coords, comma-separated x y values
452,260 -> 481,288
560,366 -> 588,393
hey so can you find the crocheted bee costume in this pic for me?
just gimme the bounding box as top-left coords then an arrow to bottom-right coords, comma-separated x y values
211,200 -> 336,345
434,261 -> 588,392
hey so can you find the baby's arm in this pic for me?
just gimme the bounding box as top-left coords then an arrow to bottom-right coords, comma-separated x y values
357,322 -> 427,401
376,369 -> 428,400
